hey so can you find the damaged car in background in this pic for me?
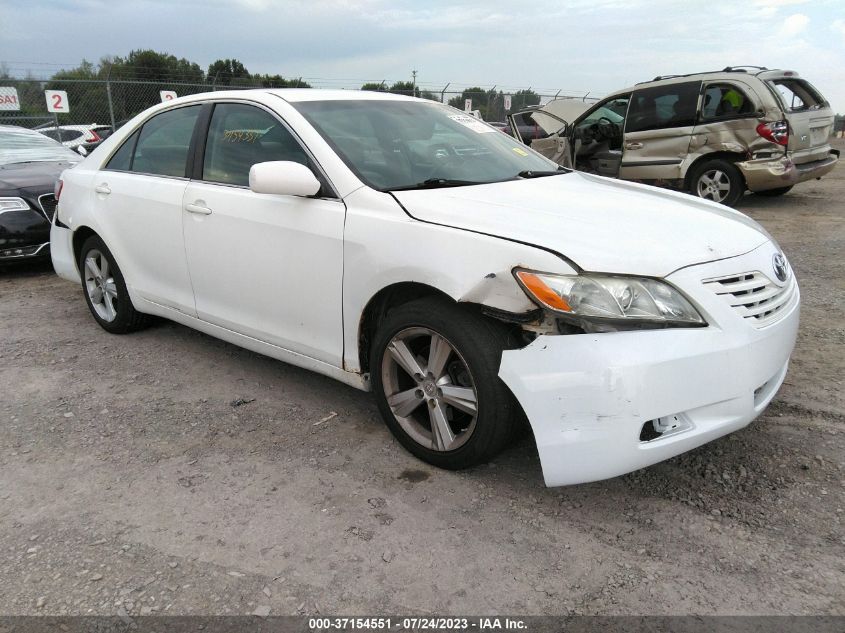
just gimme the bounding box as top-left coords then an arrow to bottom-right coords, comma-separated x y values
509,67 -> 839,206
52,89 -> 798,486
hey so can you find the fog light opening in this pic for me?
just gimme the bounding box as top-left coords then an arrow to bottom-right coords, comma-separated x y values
639,414 -> 690,442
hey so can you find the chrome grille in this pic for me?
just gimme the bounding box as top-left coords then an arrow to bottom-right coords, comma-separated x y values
703,270 -> 797,328
38,194 -> 58,222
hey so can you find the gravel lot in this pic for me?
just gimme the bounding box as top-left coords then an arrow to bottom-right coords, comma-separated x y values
1,141 -> 843,616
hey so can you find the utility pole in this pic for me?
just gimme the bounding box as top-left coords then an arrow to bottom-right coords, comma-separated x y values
411,69 -> 417,96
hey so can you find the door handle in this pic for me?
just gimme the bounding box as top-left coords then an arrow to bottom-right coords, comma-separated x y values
625,142 -> 644,150
94,184 -> 111,195
185,202 -> 212,215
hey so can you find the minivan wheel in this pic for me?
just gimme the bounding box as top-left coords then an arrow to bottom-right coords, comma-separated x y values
370,297 -> 519,470
755,185 -> 793,197
689,159 -> 744,206
79,235 -> 151,334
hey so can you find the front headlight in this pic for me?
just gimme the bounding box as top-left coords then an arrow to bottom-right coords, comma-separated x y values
515,269 -> 706,327
0,197 -> 30,214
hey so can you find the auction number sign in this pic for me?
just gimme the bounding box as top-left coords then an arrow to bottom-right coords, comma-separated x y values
160,90 -> 177,102
0,87 -> 20,111
45,90 -> 70,113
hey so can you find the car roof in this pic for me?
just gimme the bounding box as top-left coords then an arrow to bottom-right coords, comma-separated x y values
608,68 -> 799,96
170,88 -> 424,105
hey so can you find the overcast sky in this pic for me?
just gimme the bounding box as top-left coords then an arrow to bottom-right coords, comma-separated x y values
1,0 -> 844,110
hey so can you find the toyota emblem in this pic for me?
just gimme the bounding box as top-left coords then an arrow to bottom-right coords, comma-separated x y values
772,253 -> 788,283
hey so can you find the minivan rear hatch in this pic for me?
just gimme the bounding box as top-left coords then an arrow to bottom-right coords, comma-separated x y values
763,72 -> 834,165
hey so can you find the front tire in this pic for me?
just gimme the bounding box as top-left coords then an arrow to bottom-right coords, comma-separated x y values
79,235 -> 151,334
370,297 -> 520,470
689,159 -> 745,206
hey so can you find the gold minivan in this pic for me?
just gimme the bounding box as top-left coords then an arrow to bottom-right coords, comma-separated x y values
508,67 -> 839,206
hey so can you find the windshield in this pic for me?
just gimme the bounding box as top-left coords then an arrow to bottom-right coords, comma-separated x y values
292,100 -> 560,191
0,126 -> 81,166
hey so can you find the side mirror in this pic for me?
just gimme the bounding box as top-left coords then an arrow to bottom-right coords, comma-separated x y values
76,145 -> 88,156
249,161 -> 321,197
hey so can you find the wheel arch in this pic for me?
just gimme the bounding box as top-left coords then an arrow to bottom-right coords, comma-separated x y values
684,151 -> 748,190
357,282 -> 455,375
72,225 -> 99,273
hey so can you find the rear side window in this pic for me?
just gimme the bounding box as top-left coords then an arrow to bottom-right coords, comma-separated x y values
131,106 -> 201,177
105,130 -> 139,171
626,81 -> 701,132
700,84 -> 755,120
202,103 -> 309,186
768,79 -> 827,111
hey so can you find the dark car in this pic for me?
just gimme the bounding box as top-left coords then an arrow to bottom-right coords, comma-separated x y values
0,125 -> 80,262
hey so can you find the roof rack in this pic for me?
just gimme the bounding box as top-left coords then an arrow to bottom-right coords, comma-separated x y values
722,65 -> 768,73
638,66 -> 774,84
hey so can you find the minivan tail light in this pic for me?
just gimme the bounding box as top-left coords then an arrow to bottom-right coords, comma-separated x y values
756,120 -> 789,146
85,130 -> 102,143
55,179 -> 63,201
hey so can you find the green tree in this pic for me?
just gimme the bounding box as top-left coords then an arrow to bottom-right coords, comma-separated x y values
361,82 -> 386,91
207,58 -> 250,86
510,89 -> 540,110
109,49 -> 203,82
387,81 -> 419,97
45,60 -> 110,125
251,74 -> 310,88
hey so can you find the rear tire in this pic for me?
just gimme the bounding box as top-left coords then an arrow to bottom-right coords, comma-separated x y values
369,297 -> 521,470
688,159 -> 745,207
755,186 -> 793,197
78,235 -> 151,334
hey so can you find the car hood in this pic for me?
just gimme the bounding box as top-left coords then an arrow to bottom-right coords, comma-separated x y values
0,160 -> 76,195
391,172 -> 771,277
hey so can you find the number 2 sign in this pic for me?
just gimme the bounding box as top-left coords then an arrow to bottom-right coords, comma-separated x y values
45,90 -> 70,113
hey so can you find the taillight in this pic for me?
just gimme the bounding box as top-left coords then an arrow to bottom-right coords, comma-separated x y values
85,130 -> 102,143
55,179 -> 63,201
756,120 -> 789,146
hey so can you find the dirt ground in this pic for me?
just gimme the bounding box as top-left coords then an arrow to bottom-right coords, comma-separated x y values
1,142 -> 843,617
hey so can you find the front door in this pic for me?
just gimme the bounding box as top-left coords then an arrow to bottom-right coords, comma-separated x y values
181,102 -> 346,366
618,81 -> 701,183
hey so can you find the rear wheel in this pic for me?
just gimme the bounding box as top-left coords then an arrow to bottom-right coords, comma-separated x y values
370,297 -> 520,470
755,186 -> 793,197
689,159 -> 745,206
79,235 -> 151,334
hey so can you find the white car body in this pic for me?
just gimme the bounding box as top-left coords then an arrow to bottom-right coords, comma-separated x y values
50,89 -> 799,486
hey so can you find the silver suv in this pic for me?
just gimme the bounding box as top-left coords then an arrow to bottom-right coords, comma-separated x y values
509,66 -> 839,206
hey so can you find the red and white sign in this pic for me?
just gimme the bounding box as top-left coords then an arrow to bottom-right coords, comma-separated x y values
464,99 -> 472,112
160,90 -> 177,102
503,94 -> 512,111
45,90 -> 70,113
0,87 -> 20,111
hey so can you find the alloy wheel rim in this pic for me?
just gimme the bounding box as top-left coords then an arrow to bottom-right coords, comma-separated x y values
697,169 -> 731,203
381,326 -> 478,452
84,249 -> 118,322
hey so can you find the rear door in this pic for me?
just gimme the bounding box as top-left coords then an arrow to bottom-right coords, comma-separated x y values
766,76 -> 834,164
92,105 -> 201,314
618,81 -> 701,183
689,80 -> 765,163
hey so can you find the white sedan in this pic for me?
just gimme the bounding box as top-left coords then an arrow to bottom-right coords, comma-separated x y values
50,89 -> 799,486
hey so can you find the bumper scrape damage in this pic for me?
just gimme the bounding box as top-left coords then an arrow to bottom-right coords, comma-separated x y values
497,241 -> 799,486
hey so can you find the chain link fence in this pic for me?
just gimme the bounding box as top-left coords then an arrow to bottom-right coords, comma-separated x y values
0,77 -> 599,137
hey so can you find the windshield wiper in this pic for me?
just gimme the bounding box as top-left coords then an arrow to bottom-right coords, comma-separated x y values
517,168 -> 568,179
388,178 -> 482,191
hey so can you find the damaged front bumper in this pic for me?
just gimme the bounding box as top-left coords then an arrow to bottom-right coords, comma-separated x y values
498,248 -> 800,487
738,150 -> 839,192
